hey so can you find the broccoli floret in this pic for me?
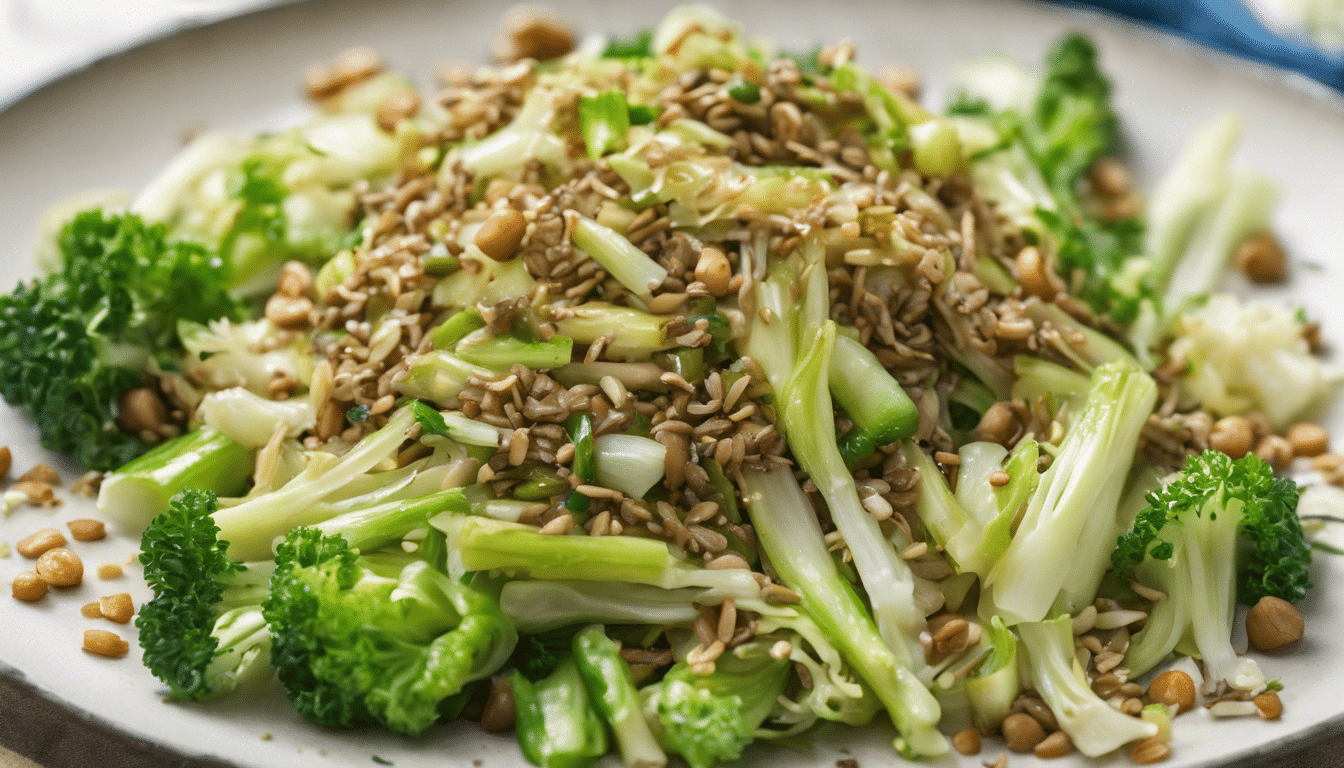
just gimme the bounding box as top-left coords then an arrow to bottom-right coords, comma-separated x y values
135,489 -> 272,700
1112,450 -> 1309,687
645,644 -> 790,768
262,528 -> 517,735
0,210 -> 244,469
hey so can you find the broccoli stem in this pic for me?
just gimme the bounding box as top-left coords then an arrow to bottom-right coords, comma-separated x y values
964,617 -> 1020,732
828,332 -> 918,447
312,488 -> 470,553
1017,617 -> 1157,757
97,426 -> 254,534
570,215 -> 669,296
740,466 -> 946,758
548,303 -> 676,361
782,322 -> 931,679
428,310 -> 487,349
456,334 -> 574,370
434,515 -> 763,598
572,625 -> 667,768
980,363 -> 1157,624
512,659 -> 609,768
212,407 -> 418,560
500,580 -> 704,634
396,349 -> 494,405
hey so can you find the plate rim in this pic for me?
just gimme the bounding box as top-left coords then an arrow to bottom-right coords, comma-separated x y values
1,1 -> 1342,767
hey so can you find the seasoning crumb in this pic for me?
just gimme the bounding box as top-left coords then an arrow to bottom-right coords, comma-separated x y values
69,471 -> 103,498
14,480 -> 59,508
18,463 -> 61,486
836,760 -> 859,768
83,629 -> 129,657
67,518 -> 106,542
97,564 -> 124,580
0,542 -> 8,558
260,732 -> 273,741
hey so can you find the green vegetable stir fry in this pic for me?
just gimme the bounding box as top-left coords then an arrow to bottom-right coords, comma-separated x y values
4,5 -> 1338,766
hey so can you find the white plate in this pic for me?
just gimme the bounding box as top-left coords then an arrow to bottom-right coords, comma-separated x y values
2,1 -> 1343,766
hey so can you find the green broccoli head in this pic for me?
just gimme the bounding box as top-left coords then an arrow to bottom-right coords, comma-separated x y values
649,647 -> 790,768
136,488 -> 263,700
1112,449 -> 1310,604
654,679 -> 755,768
0,210 -> 244,470
262,528 -> 517,735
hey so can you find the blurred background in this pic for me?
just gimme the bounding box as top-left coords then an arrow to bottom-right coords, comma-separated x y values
0,0 -> 1341,104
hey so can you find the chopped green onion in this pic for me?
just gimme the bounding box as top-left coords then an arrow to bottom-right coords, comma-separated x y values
726,75 -> 760,104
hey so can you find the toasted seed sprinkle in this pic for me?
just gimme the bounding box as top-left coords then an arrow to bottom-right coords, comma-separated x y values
575,484 -> 623,501
538,514 -> 574,535
1093,609 -> 1148,630
1130,580 -> 1167,602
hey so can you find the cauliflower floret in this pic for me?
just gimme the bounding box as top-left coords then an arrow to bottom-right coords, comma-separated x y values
1169,294 -> 1341,429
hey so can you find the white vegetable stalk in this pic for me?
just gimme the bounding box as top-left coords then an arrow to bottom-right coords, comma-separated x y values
570,214 -> 669,296
593,434 -> 666,499
198,387 -> 315,448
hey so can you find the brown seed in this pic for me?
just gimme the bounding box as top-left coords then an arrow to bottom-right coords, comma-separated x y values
97,564 -> 124,580
988,469 -> 1010,488
1286,422 -> 1329,458
264,293 -> 314,330
1209,416 -> 1254,459
1015,246 -> 1056,300
1001,712 -> 1046,753
82,629 -> 129,658
1254,435 -> 1294,472
974,401 -> 1017,445
114,388 -> 168,435
475,209 -> 527,261
99,593 -> 135,624
479,675 -> 516,732
16,528 -> 67,558
13,479 -> 56,506
0,445 -> 10,477
1033,730 -> 1072,759
333,46 -> 383,82
694,247 -> 733,297
35,547 -> 83,587
11,572 -> 47,602
277,261 -> 313,298
1130,737 -> 1171,765
1246,596 -> 1304,651
951,726 -> 981,756
1254,691 -> 1283,720
19,463 -> 60,486
81,601 -> 104,618
1235,232 -> 1287,283
1089,157 -> 1132,198
376,89 -> 421,133
67,519 -> 106,542
498,8 -> 574,62
1147,669 -> 1196,714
